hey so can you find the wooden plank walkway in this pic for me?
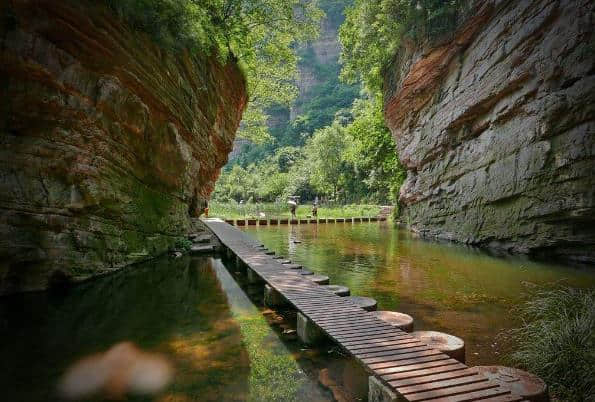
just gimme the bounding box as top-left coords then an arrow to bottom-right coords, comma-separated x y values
203,219 -> 526,402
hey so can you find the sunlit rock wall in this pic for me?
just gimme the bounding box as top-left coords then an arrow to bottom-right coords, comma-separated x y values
0,0 -> 247,293
384,0 -> 594,263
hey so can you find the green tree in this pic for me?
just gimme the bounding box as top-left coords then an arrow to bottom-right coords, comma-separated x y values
105,0 -> 324,142
339,0 -> 468,91
344,95 -> 405,203
305,122 -> 347,199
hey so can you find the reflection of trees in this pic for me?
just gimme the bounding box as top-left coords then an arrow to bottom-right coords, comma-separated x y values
0,257 -> 250,401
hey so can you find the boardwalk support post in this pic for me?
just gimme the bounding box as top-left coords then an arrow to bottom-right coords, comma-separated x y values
297,312 -> 325,345
247,268 -> 263,284
264,284 -> 286,307
369,376 -> 397,402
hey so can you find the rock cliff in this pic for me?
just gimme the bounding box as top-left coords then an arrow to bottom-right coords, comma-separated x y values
0,0 -> 247,294
384,0 -> 594,263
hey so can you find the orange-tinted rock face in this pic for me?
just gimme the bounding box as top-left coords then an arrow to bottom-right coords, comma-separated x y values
0,0 -> 247,294
384,0 -> 595,262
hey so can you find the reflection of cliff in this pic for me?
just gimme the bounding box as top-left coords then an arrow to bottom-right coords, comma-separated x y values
0,257 -> 250,401
0,0 -> 247,294
384,0 -> 595,262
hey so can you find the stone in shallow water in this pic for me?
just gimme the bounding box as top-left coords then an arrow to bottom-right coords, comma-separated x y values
284,264 -> 303,270
321,285 -> 350,296
307,275 -> 330,285
411,330 -> 465,363
299,269 -> 314,276
370,311 -> 414,332
346,296 -> 377,311
474,366 -> 548,402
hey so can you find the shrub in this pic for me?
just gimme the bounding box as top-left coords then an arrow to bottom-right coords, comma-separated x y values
507,287 -> 595,401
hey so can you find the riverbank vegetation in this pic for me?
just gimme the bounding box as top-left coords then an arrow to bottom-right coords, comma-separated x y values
507,287 -> 595,401
214,95 -> 405,204
209,202 -> 381,220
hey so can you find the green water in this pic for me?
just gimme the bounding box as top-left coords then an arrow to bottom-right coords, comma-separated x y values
0,256 -> 358,402
244,222 -> 595,366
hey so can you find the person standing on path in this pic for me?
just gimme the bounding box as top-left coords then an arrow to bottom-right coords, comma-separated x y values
288,199 -> 297,219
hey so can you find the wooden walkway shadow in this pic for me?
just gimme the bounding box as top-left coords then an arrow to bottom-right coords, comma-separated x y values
203,219 -> 527,402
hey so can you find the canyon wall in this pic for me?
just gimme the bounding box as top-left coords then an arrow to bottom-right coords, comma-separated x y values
384,0 -> 594,263
0,0 -> 247,294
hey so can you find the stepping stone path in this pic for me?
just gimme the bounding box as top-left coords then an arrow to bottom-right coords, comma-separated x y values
371,311 -> 414,332
203,219 -> 537,402
321,285 -> 350,296
412,330 -> 466,363
307,274 -> 330,285
346,296 -> 377,311
474,366 -> 549,402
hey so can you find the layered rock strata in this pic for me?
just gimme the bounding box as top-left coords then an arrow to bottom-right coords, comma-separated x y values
384,0 -> 594,262
0,0 -> 247,293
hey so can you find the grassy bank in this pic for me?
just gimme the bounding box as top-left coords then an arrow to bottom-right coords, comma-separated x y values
507,287 -> 595,400
208,202 -> 382,220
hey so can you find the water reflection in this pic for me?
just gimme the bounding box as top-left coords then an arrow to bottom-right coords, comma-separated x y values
244,222 -> 595,365
0,256 -> 344,401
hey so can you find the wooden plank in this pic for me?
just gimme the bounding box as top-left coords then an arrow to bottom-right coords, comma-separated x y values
418,384 -> 510,402
322,320 -> 394,332
376,359 -> 463,376
318,319 -> 389,331
362,349 -> 443,365
341,334 -> 413,347
347,338 -> 421,352
471,395 -> 524,402
368,354 -> 451,371
308,314 -> 373,323
405,380 -> 498,402
331,328 -> 401,340
397,374 -> 489,395
381,362 -> 467,381
327,322 -> 396,333
334,330 -> 405,343
388,368 -> 477,388
356,345 -> 432,359
311,314 -> 378,323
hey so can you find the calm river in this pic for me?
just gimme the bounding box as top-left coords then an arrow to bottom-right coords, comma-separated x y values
0,256 -> 363,402
244,221 -> 595,366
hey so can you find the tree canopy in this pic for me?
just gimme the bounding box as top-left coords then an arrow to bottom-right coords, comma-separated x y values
339,0 -> 469,91
105,0 -> 324,142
